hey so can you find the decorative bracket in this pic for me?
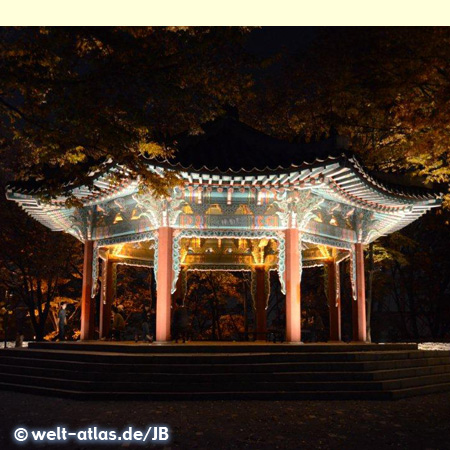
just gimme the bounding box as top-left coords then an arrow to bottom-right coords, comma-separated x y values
68,207 -> 94,241
273,190 -> 324,229
133,188 -> 186,228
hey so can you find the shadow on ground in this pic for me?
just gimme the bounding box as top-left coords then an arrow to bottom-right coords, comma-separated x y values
0,391 -> 449,449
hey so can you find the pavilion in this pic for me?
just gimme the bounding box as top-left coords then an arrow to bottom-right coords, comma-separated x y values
6,116 -> 442,343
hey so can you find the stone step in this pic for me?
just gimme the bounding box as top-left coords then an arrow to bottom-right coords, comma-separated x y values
28,342 -> 418,354
390,382 -> 450,399
1,363 -> 450,383
2,348 -> 446,365
380,373 -> 450,390
1,354 -> 449,374
360,356 -> 450,371
0,373 -> 395,392
1,346 -> 449,400
1,378 -> 450,401
1,372 -> 450,393
0,381 -> 396,400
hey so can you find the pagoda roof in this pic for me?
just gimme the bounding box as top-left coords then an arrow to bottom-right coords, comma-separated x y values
6,116 -> 444,205
163,116 -> 347,173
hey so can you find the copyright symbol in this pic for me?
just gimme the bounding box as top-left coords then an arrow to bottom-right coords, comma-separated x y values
14,428 -> 28,442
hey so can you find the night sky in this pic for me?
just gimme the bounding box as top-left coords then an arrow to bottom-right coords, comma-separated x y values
245,26 -> 318,56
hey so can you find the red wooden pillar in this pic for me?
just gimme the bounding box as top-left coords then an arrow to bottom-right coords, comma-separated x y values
327,261 -> 341,341
80,240 -> 95,340
285,228 -> 301,342
99,259 -> 114,339
156,227 -> 173,342
255,267 -> 267,339
352,243 -> 367,342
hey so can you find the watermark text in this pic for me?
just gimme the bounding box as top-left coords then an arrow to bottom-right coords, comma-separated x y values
13,426 -> 170,444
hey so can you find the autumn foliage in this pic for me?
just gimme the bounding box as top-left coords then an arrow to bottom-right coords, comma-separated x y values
1,27 -> 450,342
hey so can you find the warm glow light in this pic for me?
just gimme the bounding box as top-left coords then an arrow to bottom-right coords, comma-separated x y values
130,208 -> 140,221
111,244 -> 124,256
318,245 -> 330,259
205,204 -> 222,215
235,204 -> 252,215
113,213 -> 123,224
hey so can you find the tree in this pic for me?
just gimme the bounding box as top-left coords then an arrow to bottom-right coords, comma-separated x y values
185,271 -> 244,340
242,27 -> 450,204
0,189 -> 83,340
0,27 -> 254,202
2,27 -> 449,344
368,209 -> 450,341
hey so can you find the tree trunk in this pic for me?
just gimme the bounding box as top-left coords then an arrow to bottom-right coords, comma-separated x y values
215,295 -> 222,341
401,267 -> 420,340
207,274 -> 223,340
390,265 -> 411,340
35,320 -> 46,341
209,297 -> 217,341
150,268 -> 157,309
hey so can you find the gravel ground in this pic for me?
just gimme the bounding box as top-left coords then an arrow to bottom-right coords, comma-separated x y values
0,390 -> 449,450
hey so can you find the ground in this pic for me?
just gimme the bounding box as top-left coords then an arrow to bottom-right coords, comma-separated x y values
0,390 -> 449,450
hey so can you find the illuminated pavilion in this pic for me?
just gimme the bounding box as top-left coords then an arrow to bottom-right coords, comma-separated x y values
6,116 -> 442,343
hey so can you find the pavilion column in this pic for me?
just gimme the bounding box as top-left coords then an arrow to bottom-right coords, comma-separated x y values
99,259 -> 114,339
156,226 -> 173,342
80,240 -> 95,340
255,267 -> 267,340
327,261 -> 341,342
285,228 -> 301,343
352,243 -> 367,342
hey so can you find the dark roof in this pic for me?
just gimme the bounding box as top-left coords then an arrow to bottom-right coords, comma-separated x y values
6,115 -> 444,201
164,116 -> 348,173
6,155 -> 114,196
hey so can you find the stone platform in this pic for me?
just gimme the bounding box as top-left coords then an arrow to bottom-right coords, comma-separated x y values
29,340 -> 419,353
0,342 -> 449,400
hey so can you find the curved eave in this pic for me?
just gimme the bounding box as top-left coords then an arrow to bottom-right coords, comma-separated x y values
174,156 -> 442,210
8,151 -> 441,200
6,154 -> 442,237
164,154 -> 442,202
4,192 -> 73,232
